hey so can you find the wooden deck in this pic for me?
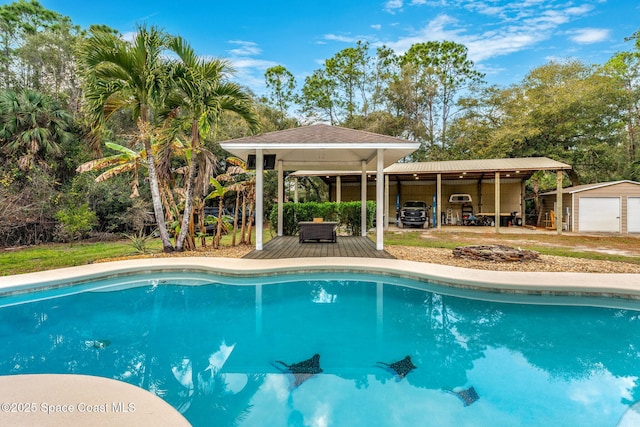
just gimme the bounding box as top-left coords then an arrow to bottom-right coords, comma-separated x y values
243,236 -> 395,259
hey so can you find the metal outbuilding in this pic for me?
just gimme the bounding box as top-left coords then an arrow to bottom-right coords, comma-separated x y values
539,180 -> 640,233
293,157 -> 572,233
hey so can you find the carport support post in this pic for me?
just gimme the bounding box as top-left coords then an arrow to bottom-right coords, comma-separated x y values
256,149 -> 264,250
277,159 -> 283,237
376,149 -> 384,250
436,173 -> 442,229
495,171 -> 500,233
361,160 -> 367,237
556,170 -> 563,234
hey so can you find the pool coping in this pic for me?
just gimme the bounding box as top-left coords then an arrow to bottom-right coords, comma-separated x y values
1,257 -> 640,425
3,256 -> 640,299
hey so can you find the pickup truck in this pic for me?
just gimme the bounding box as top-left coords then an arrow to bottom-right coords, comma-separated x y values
399,200 -> 428,228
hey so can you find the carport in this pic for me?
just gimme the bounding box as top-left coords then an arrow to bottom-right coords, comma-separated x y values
293,157 -> 571,234
385,158 -> 571,233
219,124 -> 419,251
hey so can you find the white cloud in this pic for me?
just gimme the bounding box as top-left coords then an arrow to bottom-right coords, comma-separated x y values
223,41 -> 279,96
382,1 -> 601,63
227,40 -> 262,57
323,33 -> 360,43
384,0 -> 404,13
569,28 -> 610,44
371,24 -> 382,30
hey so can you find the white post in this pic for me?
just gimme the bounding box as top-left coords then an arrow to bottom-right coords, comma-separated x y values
436,173 -> 442,229
384,174 -> 389,230
336,175 -> 342,203
494,171 -> 500,233
376,149 -> 384,250
361,160 -> 367,237
255,149 -> 264,250
277,159 -> 283,237
556,170 -> 563,234
294,177 -> 299,203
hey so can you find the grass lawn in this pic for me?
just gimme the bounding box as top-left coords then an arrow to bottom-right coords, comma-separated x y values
1,229 -> 269,276
2,227 -> 639,276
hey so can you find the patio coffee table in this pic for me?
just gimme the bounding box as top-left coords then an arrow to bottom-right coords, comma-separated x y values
298,221 -> 337,243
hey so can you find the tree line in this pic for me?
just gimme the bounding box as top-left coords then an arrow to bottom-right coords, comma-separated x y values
1,0 -> 639,249
265,36 -> 640,186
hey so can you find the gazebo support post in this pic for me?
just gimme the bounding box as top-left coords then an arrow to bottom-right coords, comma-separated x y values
277,159 -> 283,237
336,176 -> 342,203
376,149 -> 384,250
436,173 -> 442,229
256,149 -> 264,250
361,160 -> 367,237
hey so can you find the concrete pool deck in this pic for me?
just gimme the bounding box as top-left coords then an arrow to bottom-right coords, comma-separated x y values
3,256 -> 640,300
2,256 -> 640,425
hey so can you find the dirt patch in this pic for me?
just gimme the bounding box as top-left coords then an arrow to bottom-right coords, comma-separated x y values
386,246 -> 640,273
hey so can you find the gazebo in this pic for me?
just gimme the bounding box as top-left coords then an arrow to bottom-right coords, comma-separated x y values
219,124 -> 419,251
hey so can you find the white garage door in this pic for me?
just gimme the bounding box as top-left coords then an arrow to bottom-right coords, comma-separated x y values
579,197 -> 620,232
628,197 -> 640,233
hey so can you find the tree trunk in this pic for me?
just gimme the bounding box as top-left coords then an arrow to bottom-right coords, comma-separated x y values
232,193 -> 240,246
214,197 -> 224,249
240,192 -> 247,244
246,197 -> 254,245
176,122 -> 199,251
144,138 -> 174,252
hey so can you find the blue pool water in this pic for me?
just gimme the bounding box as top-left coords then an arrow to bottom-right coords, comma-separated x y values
1,272 -> 640,426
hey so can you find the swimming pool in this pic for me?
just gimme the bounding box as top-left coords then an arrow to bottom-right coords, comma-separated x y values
1,270 -> 640,426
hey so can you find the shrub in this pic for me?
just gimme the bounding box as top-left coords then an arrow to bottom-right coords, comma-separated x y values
54,203 -> 98,242
269,201 -> 375,236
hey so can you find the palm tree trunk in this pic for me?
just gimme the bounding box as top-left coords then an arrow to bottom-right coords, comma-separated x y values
176,122 -> 199,251
144,138 -> 174,252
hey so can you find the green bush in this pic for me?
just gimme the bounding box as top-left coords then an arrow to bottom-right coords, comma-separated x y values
269,201 -> 375,236
54,203 -> 98,242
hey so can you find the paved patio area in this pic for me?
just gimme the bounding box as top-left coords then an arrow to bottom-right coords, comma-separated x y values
243,236 -> 395,259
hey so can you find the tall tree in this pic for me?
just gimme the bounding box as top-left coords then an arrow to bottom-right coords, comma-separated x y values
264,65 -> 295,127
78,25 -> 176,252
604,29 -> 640,167
325,40 -> 370,120
0,0 -> 70,89
299,68 -> 340,124
166,36 -> 258,251
395,41 -> 484,156
504,60 -> 626,184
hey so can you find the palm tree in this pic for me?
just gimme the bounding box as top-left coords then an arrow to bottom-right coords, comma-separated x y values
0,88 -> 73,171
165,36 -> 259,251
78,25 -> 176,252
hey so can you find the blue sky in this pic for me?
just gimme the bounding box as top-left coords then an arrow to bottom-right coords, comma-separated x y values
32,1 -> 640,96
